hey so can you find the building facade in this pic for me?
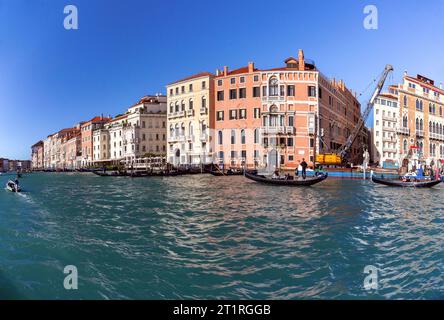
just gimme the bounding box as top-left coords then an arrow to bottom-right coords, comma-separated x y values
372,93 -> 399,168
31,141 -> 44,170
166,73 -> 215,166
371,73 -> 444,169
81,116 -> 111,167
213,50 -> 364,170
93,95 -> 167,165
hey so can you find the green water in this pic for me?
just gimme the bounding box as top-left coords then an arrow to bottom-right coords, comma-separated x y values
0,172 -> 443,299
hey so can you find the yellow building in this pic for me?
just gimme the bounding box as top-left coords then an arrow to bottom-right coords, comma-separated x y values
166,72 -> 215,166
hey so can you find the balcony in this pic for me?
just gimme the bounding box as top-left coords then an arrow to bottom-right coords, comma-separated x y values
262,96 -> 285,103
382,137 -> 395,142
261,126 -> 285,135
429,132 -> 444,141
382,115 -> 397,122
187,109 -> 195,117
285,126 -> 295,134
416,130 -> 424,137
168,136 -> 178,143
187,135 -> 195,142
200,108 -> 207,115
178,135 -> 186,142
382,147 -> 398,153
382,126 -> 395,132
200,133 -> 208,141
396,127 -> 410,135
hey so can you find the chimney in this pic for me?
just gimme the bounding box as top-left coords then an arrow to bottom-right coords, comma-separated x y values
216,69 -> 220,76
248,61 -> 254,73
223,66 -> 228,76
298,49 -> 305,71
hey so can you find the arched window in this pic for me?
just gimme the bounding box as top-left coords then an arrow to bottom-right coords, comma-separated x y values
416,118 -> 419,130
169,103 -> 174,113
218,130 -> 223,145
420,100 -> 423,111
403,95 -> 407,107
420,119 -> 423,131
403,139 -> 407,153
241,129 -> 246,144
231,130 -> 236,144
174,124 -> 179,136
175,102 -> 179,112
180,123 -> 185,136
403,116 -> 408,127
254,128 -> 259,144
189,123 -> 193,136
429,121 -> 432,133
189,99 -> 193,110
170,125 -> 174,137
201,96 -> 206,109
181,100 -> 185,111
269,78 -> 279,96
416,99 -> 419,110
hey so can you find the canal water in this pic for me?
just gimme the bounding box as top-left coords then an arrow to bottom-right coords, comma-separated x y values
0,173 -> 443,299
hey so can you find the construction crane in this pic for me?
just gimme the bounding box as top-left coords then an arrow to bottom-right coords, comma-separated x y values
317,64 -> 394,165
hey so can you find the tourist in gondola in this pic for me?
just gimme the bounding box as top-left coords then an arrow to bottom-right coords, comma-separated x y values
300,158 -> 308,179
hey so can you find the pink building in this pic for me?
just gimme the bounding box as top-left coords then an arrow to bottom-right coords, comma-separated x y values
31,141 -> 44,170
214,50 -> 364,170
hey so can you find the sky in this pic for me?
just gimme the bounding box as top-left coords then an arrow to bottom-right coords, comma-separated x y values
0,0 -> 443,159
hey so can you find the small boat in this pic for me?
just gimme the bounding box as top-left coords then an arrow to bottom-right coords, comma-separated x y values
245,171 -> 328,186
92,170 -> 127,177
205,167 -> 247,176
371,175 -> 442,188
6,180 -> 21,192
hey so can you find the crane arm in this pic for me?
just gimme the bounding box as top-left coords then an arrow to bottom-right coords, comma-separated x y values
338,64 -> 394,158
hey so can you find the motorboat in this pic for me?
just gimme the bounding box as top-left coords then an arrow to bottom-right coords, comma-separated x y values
6,180 -> 21,192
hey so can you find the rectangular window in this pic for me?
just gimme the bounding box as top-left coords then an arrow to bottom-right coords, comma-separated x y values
288,155 -> 294,161
229,109 -> 238,120
287,138 -> 294,147
253,86 -> 260,97
229,89 -> 237,100
254,108 -> 261,119
239,109 -> 247,119
202,81 -> 206,89
241,150 -> 247,158
288,116 -> 294,127
217,91 -> 224,101
262,86 -> 267,97
254,75 -> 259,82
308,86 -> 316,97
217,79 -> 222,86
239,88 -> 246,99
318,87 -> 322,98
287,85 -> 295,96
240,76 -> 245,83
189,84 -> 193,92
230,78 -> 235,85
217,111 -> 224,121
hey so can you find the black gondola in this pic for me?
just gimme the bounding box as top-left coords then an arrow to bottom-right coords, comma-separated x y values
371,175 -> 442,188
244,171 -> 328,186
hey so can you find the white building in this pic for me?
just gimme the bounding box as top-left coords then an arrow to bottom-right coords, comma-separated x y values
372,93 -> 400,168
93,94 -> 167,165
166,72 -> 214,166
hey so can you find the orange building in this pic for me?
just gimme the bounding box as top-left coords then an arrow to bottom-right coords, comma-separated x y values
80,116 -> 111,167
214,50 -> 364,170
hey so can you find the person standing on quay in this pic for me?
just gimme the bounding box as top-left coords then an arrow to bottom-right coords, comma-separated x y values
300,158 -> 308,180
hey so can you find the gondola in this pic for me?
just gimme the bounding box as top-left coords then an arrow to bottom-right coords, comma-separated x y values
205,168 -> 247,176
6,180 -> 21,192
371,175 -> 442,188
244,171 -> 328,186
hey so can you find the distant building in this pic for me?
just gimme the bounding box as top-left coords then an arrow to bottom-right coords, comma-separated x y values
31,140 -> 44,170
93,94 -> 167,165
0,158 -> 9,172
81,116 -> 111,167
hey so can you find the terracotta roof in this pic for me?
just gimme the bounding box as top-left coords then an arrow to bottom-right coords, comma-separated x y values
110,114 -> 128,122
168,72 -> 214,86
59,127 -> 78,134
379,93 -> 397,100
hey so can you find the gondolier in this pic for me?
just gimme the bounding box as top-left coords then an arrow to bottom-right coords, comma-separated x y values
300,158 -> 308,179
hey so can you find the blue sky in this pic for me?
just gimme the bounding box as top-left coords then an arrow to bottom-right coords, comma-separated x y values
0,0 -> 443,159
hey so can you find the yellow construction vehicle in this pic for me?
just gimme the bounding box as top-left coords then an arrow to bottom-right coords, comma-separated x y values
317,64 -> 394,165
